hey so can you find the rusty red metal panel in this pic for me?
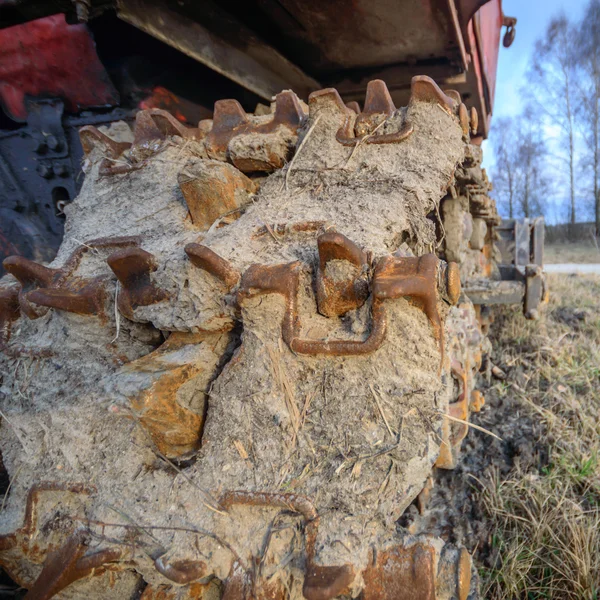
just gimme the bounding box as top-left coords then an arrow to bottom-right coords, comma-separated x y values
474,0 -> 503,110
464,0 -> 503,136
0,14 -> 118,121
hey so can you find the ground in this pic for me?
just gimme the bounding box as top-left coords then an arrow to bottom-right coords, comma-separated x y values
428,273 -> 600,599
544,240 -> 600,264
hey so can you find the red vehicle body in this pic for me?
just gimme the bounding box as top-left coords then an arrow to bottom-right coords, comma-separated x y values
0,0 -> 515,270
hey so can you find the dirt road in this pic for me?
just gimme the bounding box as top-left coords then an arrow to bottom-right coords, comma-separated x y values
544,263 -> 600,274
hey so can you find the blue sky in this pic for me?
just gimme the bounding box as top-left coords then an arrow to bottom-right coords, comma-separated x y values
483,0 -> 586,164
491,0 -> 586,120
483,0 -> 592,223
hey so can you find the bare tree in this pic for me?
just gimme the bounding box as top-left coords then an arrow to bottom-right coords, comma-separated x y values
491,112 -> 549,220
517,111 -> 549,218
491,117 -> 518,218
575,0 -> 600,234
526,14 -> 578,224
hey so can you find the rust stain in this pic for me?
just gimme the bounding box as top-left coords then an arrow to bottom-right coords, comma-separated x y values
178,162 -> 258,231
117,331 -> 228,458
124,350 -> 207,458
220,490 -> 318,521
470,390 -> 485,413
140,584 -> 178,600
252,221 -> 326,239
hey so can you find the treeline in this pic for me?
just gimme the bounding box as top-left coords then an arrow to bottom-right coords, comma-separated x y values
491,0 -> 600,233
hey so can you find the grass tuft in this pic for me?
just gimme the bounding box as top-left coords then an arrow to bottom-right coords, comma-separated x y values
479,274 -> 600,599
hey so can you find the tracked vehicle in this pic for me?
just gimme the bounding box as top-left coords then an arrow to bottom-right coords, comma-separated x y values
0,2 -> 545,598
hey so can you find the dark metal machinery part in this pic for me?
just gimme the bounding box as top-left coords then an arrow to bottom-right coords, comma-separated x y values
0,101 -> 132,274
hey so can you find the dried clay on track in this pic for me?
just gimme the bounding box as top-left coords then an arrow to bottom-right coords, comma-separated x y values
0,78 -> 499,599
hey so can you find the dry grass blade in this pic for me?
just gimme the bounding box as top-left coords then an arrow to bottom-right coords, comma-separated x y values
438,411 -> 503,441
234,439 -> 249,460
479,274 -> 600,600
267,346 -> 300,445
284,115 -> 321,191
369,383 -> 395,438
111,280 -> 121,343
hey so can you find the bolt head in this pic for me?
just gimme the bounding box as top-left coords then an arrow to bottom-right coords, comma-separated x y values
33,139 -> 47,153
37,164 -> 53,179
55,164 -> 69,177
47,135 -> 61,151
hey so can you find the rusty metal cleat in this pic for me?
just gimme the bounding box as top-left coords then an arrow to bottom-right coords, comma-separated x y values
107,247 -> 169,318
154,556 -> 208,585
204,99 -> 250,161
79,125 -> 131,159
362,541 -> 471,600
0,285 -> 20,347
185,243 -> 240,289
3,255 -> 61,319
225,91 -> 305,172
337,80 -> 413,145
303,565 -> 354,600
25,529 -> 122,600
362,543 -> 436,600
25,277 -> 108,317
354,79 -> 396,137
372,254 -> 444,348
470,107 -> 479,136
410,75 -> 457,114
437,545 -> 472,600
444,89 -> 462,104
149,108 -> 200,140
458,103 -> 470,138
436,360 -> 470,469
